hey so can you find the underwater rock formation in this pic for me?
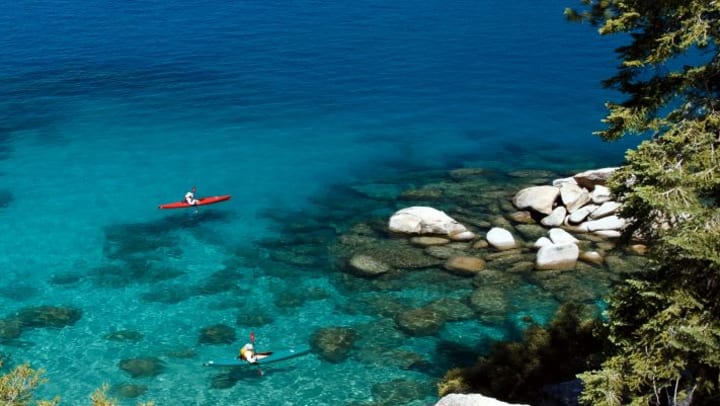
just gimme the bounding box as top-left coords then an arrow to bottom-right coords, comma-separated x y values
118,357 -> 165,378
198,324 -> 237,344
15,305 -> 82,329
311,326 -> 357,363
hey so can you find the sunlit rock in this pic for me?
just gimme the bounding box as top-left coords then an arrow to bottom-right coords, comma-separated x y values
486,227 -> 516,250
535,243 -> 579,270
511,185 -> 560,215
573,167 -> 618,189
590,201 -> 621,219
579,251 -> 604,265
559,182 -> 590,213
583,215 -> 626,232
389,206 -> 469,236
567,204 -> 598,224
590,185 -> 613,204
540,206 -> 566,227
548,228 -> 579,245
533,237 -> 553,249
443,256 -> 486,276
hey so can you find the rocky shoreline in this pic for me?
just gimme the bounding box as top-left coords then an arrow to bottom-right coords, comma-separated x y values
329,166 -> 647,405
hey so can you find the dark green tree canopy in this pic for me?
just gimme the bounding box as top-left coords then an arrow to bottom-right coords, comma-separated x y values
566,0 -> 720,141
567,1 -> 720,405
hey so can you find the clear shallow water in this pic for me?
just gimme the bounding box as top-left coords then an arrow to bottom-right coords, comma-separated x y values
1,1 -> 635,404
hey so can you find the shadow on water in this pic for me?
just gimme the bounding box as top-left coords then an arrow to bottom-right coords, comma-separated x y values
210,365 -> 303,389
0,190 -> 13,208
89,209 -> 235,290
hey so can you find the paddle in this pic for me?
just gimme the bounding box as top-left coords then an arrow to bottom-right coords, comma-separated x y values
250,331 -> 264,376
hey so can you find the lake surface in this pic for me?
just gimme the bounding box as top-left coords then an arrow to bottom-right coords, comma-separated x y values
0,1 -> 635,404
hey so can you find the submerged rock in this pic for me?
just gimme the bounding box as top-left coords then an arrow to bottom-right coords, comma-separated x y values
198,324 -> 236,345
469,286 -> 508,319
426,298 -> 475,322
119,357 -> 165,378
443,256 -> 486,276
355,241 -> 444,269
371,379 -> 433,405
105,330 -> 144,342
236,308 -> 274,328
395,307 -> 446,336
348,254 -> 392,277
0,318 -> 22,339
410,236 -> 451,247
311,326 -> 358,363
112,383 -> 148,398
15,305 -> 82,329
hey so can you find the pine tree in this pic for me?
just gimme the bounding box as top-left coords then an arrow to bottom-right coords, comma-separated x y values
566,1 -> 720,405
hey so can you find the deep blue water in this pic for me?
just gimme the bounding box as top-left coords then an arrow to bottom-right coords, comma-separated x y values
0,1 -> 633,405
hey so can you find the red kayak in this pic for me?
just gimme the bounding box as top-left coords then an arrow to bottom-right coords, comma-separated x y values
158,195 -> 231,209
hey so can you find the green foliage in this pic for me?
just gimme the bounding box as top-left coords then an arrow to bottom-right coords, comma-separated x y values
568,1 -> 720,405
565,0 -> 720,141
436,303 -> 606,403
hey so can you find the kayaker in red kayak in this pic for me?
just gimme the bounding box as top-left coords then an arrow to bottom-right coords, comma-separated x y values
184,186 -> 198,205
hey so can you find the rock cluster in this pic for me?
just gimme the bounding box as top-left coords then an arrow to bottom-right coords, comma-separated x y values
382,167 -> 639,273
510,167 -> 630,270
512,168 -> 625,238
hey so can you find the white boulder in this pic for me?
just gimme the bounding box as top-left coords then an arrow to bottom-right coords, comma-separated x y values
548,228 -> 579,244
540,206 -> 566,227
388,206 -> 468,236
551,176 -> 577,187
486,227 -> 517,250
590,185 -> 613,204
590,201 -> 621,219
512,186 -> 560,215
583,215 -> 626,232
533,236 -> 553,249
567,204 -> 598,224
573,167 -> 618,190
536,243 -> 579,270
559,182 -> 591,213
435,393 -> 530,406
594,229 -> 622,238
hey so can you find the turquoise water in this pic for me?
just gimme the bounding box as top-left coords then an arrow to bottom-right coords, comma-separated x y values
1,1 -> 635,405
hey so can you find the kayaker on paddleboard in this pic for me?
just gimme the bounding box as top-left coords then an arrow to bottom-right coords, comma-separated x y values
238,343 -> 258,364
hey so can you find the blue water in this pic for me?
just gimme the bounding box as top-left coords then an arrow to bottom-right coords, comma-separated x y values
1,1 -> 633,404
